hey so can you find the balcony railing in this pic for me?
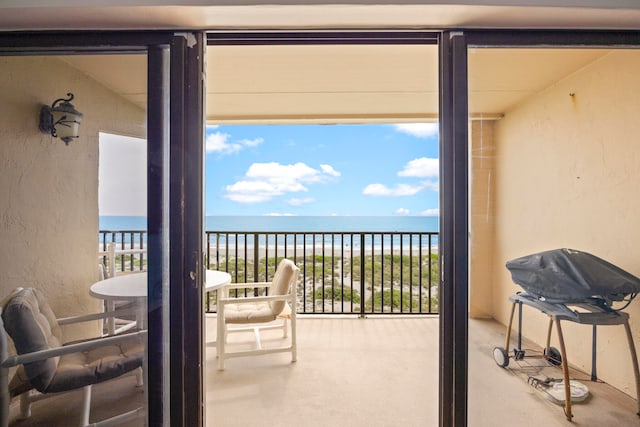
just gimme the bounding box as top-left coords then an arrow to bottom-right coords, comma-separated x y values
99,230 -> 147,275
99,230 -> 439,316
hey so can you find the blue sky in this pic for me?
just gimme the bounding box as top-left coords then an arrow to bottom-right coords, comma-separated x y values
205,123 -> 439,216
99,123 -> 439,217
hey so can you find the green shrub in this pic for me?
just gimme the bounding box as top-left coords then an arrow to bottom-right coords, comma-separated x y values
367,289 -> 419,311
313,286 -> 360,303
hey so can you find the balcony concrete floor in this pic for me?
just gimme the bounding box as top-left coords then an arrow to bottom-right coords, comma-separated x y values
7,317 -> 639,426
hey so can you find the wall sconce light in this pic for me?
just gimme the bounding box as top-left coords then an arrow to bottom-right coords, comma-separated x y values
39,93 -> 83,145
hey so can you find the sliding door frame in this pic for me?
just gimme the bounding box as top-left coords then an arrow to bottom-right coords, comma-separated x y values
6,27 -> 639,427
169,31 -> 207,427
439,30 -> 468,427
205,29 -> 640,427
206,30 -> 469,427
0,30 -> 207,427
454,28 -> 640,427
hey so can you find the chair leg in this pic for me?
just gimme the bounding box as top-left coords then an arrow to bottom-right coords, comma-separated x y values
217,309 -> 226,370
80,385 -> 92,427
19,392 -> 32,419
135,366 -> 144,387
0,368 -> 8,427
217,342 -> 225,370
253,327 -> 263,350
105,300 -> 116,336
291,313 -> 297,363
282,317 -> 288,338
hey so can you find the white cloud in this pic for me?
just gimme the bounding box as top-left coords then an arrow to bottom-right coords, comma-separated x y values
240,137 -> 264,147
222,183 -> 276,203
206,131 -> 241,154
206,133 -> 263,155
421,208 -> 440,216
223,162 -> 340,204
224,194 -> 270,203
394,208 -> 410,216
362,179 -> 438,197
420,180 -> 440,192
362,183 -> 423,197
264,212 -> 296,216
393,123 -> 439,139
224,179 -> 306,204
320,164 -> 340,177
246,162 -> 319,183
398,157 -> 439,178
287,197 -> 315,206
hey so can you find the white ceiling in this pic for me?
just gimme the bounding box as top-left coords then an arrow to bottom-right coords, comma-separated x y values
2,2 -> 640,31
2,0 -> 633,124
60,46 -> 610,123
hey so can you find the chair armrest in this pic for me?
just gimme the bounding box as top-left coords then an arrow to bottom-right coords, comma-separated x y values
57,307 -> 140,326
0,330 -> 147,368
115,249 -> 147,256
219,294 -> 293,305
223,282 -> 271,290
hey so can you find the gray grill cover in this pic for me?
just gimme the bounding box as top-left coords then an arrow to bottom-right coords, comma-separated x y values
506,248 -> 640,303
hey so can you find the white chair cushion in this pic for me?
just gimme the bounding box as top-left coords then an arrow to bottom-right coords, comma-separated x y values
2,288 -> 63,392
46,337 -> 143,393
2,288 -> 144,395
224,302 -> 277,324
268,259 -> 296,315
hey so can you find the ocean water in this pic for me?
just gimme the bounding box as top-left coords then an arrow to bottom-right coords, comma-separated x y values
99,215 -> 439,248
99,215 -> 439,233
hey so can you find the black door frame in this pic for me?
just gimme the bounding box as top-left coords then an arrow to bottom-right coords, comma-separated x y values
168,31 -> 206,427
450,28 -> 640,427
206,31 -> 470,427
192,29 -> 640,427
0,30 -> 207,427
4,28 -> 640,427
439,30 -> 468,427
207,28 -> 640,427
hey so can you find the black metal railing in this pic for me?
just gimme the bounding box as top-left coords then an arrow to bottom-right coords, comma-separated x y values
99,230 -> 439,315
99,230 -> 147,274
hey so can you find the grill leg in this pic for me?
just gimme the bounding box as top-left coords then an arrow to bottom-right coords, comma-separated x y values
555,320 -> 573,421
545,317 -> 553,356
623,320 -> 640,416
591,325 -> 598,382
517,302 -> 523,355
504,301 -> 517,352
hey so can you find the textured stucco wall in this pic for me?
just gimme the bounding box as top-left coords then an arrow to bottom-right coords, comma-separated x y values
490,50 -> 640,396
469,119 -> 496,319
0,55 -> 145,337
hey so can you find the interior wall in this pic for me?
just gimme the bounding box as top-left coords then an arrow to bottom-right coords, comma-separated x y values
0,56 -> 145,336
490,49 -> 640,395
469,119 -> 496,318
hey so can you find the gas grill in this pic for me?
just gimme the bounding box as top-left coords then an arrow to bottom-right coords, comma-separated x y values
494,248 -> 640,420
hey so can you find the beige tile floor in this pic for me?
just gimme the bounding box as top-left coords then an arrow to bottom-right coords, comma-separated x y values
7,316 -> 640,426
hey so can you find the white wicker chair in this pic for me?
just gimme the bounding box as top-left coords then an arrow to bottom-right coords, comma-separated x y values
216,258 -> 299,370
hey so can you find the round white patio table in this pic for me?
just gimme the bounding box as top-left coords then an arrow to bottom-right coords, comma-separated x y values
205,270 -> 233,292
90,270 -> 231,334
